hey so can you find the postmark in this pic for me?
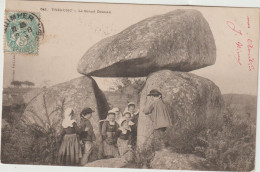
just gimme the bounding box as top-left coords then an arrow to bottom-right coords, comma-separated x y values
4,11 -> 44,55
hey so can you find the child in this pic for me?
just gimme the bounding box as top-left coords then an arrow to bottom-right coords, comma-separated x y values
123,110 -> 137,147
101,110 -> 120,159
143,89 -> 172,151
117,119 -> 133,163
122,111 -> 134,126
58,108 -> 81,166
79,107 -> 96,165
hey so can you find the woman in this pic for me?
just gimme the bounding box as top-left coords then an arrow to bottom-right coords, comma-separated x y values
111,107 -> 122,122
101,110 -> 120,159
58,108 -> 82,166
117,119 -> 133,163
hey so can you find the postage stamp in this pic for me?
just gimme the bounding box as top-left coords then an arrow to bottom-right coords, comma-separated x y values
4,11 -> 44,55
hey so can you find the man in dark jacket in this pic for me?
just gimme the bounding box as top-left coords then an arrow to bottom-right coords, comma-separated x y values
79,107 -> 96,165
143,89 -> 172,151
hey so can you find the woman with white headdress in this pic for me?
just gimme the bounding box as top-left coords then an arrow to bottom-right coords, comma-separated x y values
111,107 -> 122,122
101,110 -> 120,159
116,118 -> 134,163
57,108 -> 82,166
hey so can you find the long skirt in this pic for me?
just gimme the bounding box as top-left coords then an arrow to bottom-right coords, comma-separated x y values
117,138 -> 133,162
103,140 -> 119,158
117,138 -> 129,156
58,134 -> 82,165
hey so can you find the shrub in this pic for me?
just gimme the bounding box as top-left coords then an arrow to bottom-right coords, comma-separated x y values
197,98 -> 256,171
1,117 -> 34,164
1,96 -> 65,165
1,113 -> 63,165
161,95 -> 256,171
133,140 -> 156,168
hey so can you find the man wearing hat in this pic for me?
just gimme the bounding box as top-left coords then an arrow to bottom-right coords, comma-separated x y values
143,89 -> 172,151
79,107 -> 96,165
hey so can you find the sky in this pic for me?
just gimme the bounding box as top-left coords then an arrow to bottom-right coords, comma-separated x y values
3,1 -> 259,95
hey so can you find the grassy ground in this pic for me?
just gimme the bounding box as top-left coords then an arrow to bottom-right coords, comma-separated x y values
1,92 -> 257,170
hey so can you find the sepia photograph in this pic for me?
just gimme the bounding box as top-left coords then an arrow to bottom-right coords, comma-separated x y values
0,1 -> 259,171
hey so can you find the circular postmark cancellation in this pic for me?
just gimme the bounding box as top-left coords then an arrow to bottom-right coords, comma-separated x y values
4,11 -> 44,55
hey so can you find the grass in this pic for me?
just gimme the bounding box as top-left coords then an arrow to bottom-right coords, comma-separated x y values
1,93 -> 65,165
1,93 -> 257,170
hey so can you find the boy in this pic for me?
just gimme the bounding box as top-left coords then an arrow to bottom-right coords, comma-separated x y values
143,89 -> 172,151
79,107 -> 96,165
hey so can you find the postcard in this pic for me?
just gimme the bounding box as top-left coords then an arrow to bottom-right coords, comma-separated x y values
1,0 -> 259,171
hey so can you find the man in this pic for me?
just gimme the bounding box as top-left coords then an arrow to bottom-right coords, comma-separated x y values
79,107 -> 96,165
143,89 -> 172,151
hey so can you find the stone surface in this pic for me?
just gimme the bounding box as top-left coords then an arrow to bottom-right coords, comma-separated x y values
23,88 -> 45,104
137,70 -> 223,146
150,149 -> 213,170
77,9 -> 216,77
23,76 -> 109,159
84,158 -> 126,168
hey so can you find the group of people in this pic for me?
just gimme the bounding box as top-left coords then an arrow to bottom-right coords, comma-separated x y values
57,107 -> 97,166
100,102 -> 139,161
57,89 -> 173,166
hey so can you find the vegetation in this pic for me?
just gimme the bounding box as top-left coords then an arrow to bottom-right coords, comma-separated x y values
105,77 -> 146,110
1,94 -> 65,165
166,95 -> 256,171
120,78 -> 145,91
1,93 -> 256,170
202,98 -> 256,171
10,80 -> 35,88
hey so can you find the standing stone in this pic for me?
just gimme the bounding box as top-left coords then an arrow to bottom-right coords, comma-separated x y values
23,88 -> 44,105
77,9 -> 216,77
23,76 -> 109,160
137,70 -> 223,149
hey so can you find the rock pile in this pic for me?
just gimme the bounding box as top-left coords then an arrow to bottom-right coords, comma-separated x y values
24,9 -> 222,165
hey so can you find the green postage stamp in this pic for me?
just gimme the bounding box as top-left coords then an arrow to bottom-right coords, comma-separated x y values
4,11 -> 44,55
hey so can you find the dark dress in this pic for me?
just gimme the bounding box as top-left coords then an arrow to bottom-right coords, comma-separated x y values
101,121 -> 119,158
58,122 -> 82,165
117,130 -> 133,156
130,113 -> 139,147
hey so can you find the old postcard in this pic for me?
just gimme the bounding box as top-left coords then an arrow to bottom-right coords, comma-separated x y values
1,0 -> 259,171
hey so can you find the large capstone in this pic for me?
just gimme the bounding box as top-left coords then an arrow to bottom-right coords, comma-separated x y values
77,9 -> 216,77
137,70 -> 223,151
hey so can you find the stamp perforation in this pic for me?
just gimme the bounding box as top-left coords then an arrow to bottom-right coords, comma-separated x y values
3,10 -> 44,56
